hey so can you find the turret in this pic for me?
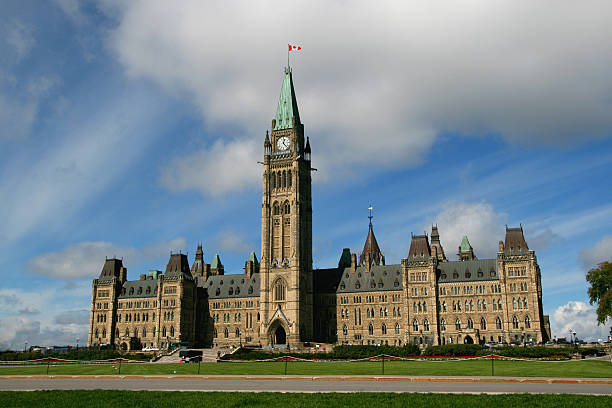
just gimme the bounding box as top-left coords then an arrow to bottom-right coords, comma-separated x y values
211,254 -> 224,276
245,251 -> 259,278
458,235 -> 477,261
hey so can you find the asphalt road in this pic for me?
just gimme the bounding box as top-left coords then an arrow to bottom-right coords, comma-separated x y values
1,378 -> 611,394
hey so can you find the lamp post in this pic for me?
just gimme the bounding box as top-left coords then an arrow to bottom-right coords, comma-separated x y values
76,338 -> 79,351
24,341 -> 28,352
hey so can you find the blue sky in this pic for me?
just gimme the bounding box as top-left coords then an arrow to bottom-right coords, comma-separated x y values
1,1 -> 611,349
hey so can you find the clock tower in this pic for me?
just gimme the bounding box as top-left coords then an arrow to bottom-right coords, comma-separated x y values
260,67 -> 313,346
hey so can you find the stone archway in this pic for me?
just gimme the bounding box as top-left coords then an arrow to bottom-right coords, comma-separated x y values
464,335 -> 474,344
274,325 -> 286,345
268,320 -> 289,346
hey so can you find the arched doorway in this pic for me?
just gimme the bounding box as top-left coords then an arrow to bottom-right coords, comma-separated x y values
274,325 -> 286,345
464,335 -> 474,344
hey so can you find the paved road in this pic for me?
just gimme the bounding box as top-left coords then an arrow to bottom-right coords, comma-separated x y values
1,378 -> 611,394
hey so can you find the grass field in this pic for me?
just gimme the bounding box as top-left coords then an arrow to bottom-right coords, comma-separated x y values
1,391 -> 612,408
1,359 -> 611,378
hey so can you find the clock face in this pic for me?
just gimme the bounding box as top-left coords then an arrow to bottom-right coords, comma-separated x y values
277,136 -> 290,151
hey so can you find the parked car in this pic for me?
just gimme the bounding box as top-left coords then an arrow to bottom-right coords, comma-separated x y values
142,346 -> 159,352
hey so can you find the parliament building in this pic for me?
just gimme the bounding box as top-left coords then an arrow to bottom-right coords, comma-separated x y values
88,68 -> 551,350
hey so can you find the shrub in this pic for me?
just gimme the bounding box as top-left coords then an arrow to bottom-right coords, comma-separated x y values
221,344 -> 421,361
480,346 -> 572,359
0,349 -> 149,362
422,344 -> 482,357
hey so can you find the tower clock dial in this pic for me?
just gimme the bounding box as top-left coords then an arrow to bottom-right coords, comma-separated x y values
277,136 -> 290,151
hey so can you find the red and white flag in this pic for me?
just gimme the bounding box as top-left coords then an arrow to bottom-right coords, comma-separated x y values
288,44 -> 302,51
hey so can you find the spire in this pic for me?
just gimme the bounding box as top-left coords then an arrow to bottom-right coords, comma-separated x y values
195,244 -> 203,261
460,235 -> 472,252
359,206 -> 385,267
430,225 -> 446,261
274,67 -> 300,130
458,235 -> 477,261
211,254 -> 223,269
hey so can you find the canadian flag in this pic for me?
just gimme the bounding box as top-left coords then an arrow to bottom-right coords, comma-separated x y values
288,44 -> 302,51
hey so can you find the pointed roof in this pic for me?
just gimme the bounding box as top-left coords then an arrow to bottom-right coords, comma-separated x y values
274,67 -> 300,130
211,253 -> 223,269
359,223 -> 384,266
460,235 -> 472,252
248,251 -> 258,264
504,226 -> 529,253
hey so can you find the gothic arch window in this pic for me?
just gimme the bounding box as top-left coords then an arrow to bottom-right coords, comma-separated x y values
137,287 -> 142,295
440,319 -> 446,331
248,286 -> 253,294
271,172 -> 276,189
467,318 -> 473,329
424,319 -> 430,331
343,325 -> 348,336
395,323 -> 400,334
525,315 -> 531,329
274,278 -> 286,301
443,301 -> 447,312
496,317 -> 502,329
142,327 -> 147,337
216,288 -> 220,296
282,170 -> 287,188
455,318 -> 461,330
283,201 -> 290,214
366,308 -> 371,318
512,316 -> 519,329
273,202 -> 280,215
368,323 -> 374,335
288,170 -> 292,187
224,328 -> 228,338
413,319 -> 419,331
235,328 -> 240,337
170,326 -> 174,337
477,268 -> 483,278
129,287 -> 134,295
394,279 -> 399,287
465,269 -> 471,278
95,328 -> 99,337
480,317 -> 487,330
125,328 -> 130,337
146,286 -> 151,294
235,287 -> 240,295
513,298 -> 517,309
382,323 -> 387,335
523,297 -> 528,308
477,300 -> 482,310
423,302 -> 427,312
228,287 -> 233,295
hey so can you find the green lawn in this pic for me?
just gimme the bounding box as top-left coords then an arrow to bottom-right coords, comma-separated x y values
1,359 -> 611,378
1,391 -> 611,408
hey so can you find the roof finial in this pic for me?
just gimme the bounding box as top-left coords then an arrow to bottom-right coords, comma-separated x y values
368,202 -> 373,227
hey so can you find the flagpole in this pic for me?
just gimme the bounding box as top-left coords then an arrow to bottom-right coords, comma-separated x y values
287,45 -> 290,68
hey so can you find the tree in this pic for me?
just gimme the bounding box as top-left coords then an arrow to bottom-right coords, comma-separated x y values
586,261 -> 612,324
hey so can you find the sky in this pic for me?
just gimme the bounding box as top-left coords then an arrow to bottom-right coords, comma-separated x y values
1,0 -> 611,350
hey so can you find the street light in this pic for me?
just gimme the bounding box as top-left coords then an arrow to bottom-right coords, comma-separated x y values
24,341 -> 28,352
76,338 -> 80,351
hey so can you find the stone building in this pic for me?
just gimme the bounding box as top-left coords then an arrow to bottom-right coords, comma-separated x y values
88,67 -> 550,350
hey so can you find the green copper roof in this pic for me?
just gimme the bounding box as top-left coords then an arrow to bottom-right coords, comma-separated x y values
248,251 -> 258,264
274,68 -> 300,130
460,235 -> 472,252
211,254 -> 223,269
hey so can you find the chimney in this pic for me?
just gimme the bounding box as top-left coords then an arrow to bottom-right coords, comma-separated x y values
350,253 -> 357,272
139,274 -> 146,281
119,266 -> 127,283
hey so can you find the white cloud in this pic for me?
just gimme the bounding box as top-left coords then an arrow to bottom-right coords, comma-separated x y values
104,1 -> 612,195
26,237 -> 186,279
160,138 -> 260,196
0,86 -> 168,243
579,236 -> 612,269
4,20 -> 35,60
551,301 -> 611,342
215,229 -> 253,255
54,0 -> 87,26
428,202 -> 507,259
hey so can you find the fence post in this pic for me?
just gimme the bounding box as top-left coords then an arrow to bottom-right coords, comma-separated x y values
284,356 -> 288,376
491,356 -> 494,376
382,355 -> 385,375
118,358 -> 122,375
46,359 -> 50,376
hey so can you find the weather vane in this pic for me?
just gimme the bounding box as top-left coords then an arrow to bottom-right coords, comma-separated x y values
368,203 -> 373,227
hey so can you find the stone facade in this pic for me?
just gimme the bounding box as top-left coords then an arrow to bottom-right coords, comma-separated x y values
88,67 -> 550,350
